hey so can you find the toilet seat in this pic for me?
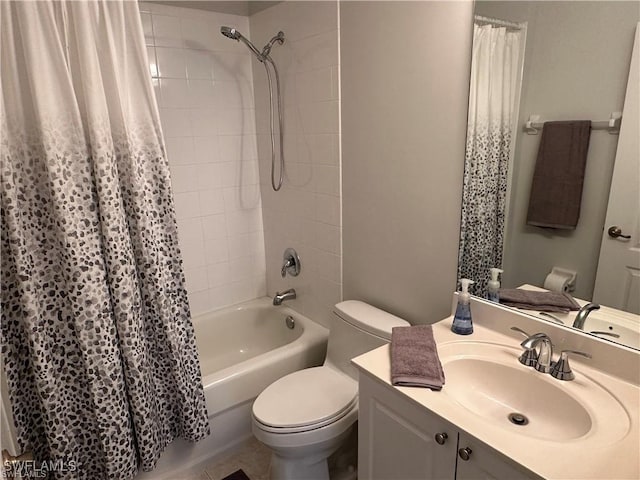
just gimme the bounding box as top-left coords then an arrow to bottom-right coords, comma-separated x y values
253,366 -> 358,434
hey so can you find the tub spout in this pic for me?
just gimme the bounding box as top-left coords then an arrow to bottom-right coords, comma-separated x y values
273,288 -> 296,305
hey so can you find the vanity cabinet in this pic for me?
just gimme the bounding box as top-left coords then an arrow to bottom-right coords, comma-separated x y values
358,373 -> 537,480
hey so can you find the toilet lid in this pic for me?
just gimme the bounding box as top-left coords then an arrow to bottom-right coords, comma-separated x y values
253,366 -> 358,429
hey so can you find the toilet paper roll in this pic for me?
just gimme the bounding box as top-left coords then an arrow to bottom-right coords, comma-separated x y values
543,271 -> 572,292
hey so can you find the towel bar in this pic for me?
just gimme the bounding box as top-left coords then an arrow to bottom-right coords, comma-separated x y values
524,112 -> 622,135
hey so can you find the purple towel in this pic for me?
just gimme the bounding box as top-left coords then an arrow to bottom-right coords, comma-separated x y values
390,325 -> 445,391
526,121 -> 591,229
499,288 -> 581,313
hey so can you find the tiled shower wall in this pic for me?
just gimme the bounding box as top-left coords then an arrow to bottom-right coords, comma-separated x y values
139,2 -> 266,315
250,1 -> 342,329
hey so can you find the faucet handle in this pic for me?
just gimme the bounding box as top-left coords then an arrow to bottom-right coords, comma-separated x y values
510,327 -> 539,367
550,349 -> 592,381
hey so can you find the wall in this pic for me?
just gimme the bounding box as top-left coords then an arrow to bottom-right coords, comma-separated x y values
140,2 -> 266,316
340,1 -> 474,324
476,1 -> 640,299
250,2 -> 341,329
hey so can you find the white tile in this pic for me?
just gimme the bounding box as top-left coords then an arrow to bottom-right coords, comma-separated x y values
141,12 -> 154,45
212,52 -> 254,82
202,214 -> 227,239
180,18 -> 212,50
176,217 -> 203,243
305,134 -> 338,166
207,261 -> 231,287
184,266 -> 209,294
146,46 -> 159,78
199,188 -> 225,216
196,163 -> 222,191
170,164 -> 199,193
277,2 -> 338,42
298,101 -> 339,134
160,108 -> 192,137
291,30 -> 339,73
204,239 -> 229,265
217,109 -> 256,135
313,164 -> 339,196
189,79 -> 217,108
214,80 -> 254,110
193,136 -> 220,164
218,162 -> 239,187
218,135 -> 242,162
295,67 -> 334,103
314,222 -> 341,255
185,49 -> 214,80
315,193 -> 340,226
228,234 -> 251,260
159,78 -> 189,108
165,137 -> 196,165
189,109 -> 218,137
316,250 -> 341,283
156,47 -> 187,79
187,289 -> 212,316
179,237 -> 205,270
229,255 -> 255,281
152,15 -> 184,48
173,191 -> 200,219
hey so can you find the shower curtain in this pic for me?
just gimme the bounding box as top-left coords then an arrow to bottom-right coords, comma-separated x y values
0,2 -> 209,478
457,23 -> 522,295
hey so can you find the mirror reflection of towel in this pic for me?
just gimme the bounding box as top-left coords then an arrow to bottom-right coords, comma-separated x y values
526,121 -> 591,229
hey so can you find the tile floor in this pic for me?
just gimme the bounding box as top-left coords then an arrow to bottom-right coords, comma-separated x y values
175,437 -> 271,480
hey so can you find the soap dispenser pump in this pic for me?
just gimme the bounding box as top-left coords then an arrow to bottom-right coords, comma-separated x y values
487,268 -> 503,303
452,279 -> 474,335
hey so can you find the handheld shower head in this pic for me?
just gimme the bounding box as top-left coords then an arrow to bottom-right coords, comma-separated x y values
220,26 -> 263,60
220,26 -> 241,40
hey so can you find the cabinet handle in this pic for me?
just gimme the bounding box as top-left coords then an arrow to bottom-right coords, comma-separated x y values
458,447 -> 472,461
434,432 -> 448,445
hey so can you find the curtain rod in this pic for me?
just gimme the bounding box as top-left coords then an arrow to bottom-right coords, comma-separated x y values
474,15 -> 525,30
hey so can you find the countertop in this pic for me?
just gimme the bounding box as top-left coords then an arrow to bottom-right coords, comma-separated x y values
352,314 -> 640,480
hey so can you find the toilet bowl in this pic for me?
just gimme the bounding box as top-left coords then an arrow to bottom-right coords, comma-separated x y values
252,301 -> 410,480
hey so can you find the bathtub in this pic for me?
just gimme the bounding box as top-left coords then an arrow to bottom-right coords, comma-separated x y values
194,297 -> 329,417
137,297 -> 328,479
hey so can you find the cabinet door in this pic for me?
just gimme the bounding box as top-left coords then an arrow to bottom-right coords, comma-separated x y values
358,374 -> 457,480
455,433 -> 539,480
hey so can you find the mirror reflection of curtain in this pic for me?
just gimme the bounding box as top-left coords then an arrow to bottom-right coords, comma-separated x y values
0,2 -> 209,477
458,23 -> 522,295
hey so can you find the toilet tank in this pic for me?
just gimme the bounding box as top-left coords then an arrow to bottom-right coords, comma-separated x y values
325,300 -> 410,380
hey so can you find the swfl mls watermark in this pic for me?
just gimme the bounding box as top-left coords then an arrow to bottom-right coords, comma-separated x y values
3,458 -> 77,478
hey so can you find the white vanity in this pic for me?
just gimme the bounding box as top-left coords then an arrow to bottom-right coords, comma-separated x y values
352,297 -> 640,480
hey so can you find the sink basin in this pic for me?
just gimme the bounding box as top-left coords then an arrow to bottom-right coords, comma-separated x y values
445,358 -> 590,440
582,315 -> 640,349
437,341 -> 631,444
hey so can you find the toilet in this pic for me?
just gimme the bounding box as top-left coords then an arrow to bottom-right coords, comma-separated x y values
252,300 -> 410,480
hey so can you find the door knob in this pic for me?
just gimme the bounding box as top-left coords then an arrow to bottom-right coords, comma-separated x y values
607,226 -> 631,239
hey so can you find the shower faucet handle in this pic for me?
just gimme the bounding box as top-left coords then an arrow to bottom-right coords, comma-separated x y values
281,248 -> 301,278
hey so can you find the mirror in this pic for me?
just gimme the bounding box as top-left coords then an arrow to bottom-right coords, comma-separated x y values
459,1 -> 640,349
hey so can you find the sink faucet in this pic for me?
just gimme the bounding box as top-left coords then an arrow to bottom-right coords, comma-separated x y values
521,333 -> 554,373
273,288 -> 296,305
573,302 -> 600,329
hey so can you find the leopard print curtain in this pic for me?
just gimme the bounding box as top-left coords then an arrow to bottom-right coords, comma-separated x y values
457,23 -> 522,296
0,2 -> 209,478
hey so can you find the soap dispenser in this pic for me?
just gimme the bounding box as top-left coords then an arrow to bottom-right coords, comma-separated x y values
452,279 -> 474,335
487,268 -> 503,303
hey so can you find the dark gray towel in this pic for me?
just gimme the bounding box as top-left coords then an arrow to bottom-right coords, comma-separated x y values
499,288 -> 581,313
526,121 -> 591,229
390,325 -> 445,390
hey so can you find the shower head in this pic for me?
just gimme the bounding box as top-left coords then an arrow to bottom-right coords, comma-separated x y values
220,26 -> 263,60
220,26 -> 241,41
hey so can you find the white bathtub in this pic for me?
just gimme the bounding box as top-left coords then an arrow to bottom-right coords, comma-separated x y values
194,297 -> 329,417
137,297 -> 328,479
